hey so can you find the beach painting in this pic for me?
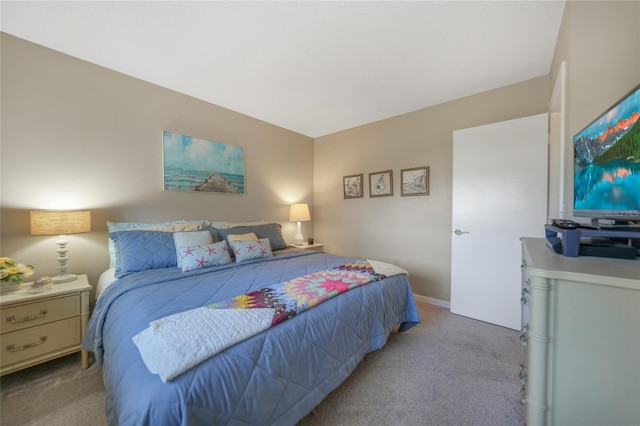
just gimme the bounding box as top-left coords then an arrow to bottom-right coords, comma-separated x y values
163,131 -> 245,194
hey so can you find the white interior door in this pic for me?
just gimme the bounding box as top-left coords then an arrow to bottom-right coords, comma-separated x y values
451,114 -> 548,330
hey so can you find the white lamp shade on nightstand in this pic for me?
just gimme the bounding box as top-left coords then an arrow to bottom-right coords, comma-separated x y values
289,204 -> 311,246
30,210 -> 91,284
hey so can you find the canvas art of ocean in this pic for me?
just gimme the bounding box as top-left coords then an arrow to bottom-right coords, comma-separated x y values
163,131 -> 245,194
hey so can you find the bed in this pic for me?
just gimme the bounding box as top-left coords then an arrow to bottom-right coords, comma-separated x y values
82,221 -> 421,425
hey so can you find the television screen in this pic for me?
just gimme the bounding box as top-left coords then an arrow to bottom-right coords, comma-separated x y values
573,84 -> 640,222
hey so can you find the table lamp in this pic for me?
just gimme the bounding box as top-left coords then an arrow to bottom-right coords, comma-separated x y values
30,210 -> 91,284
289,203 -> 311,246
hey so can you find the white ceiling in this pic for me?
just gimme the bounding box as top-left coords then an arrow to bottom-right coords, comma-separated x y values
0,1 -> 565,138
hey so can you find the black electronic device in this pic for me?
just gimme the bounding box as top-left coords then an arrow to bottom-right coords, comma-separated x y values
552,219 -> 580,229
546,237 -> 637,259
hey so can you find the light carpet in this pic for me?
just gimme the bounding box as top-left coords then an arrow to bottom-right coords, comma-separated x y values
0,302 -> 524,425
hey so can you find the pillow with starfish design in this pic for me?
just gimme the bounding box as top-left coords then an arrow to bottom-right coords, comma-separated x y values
180,241 -> 232,272
230,238 -> 273,263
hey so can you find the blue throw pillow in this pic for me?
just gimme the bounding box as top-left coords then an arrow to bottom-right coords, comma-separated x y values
106,220 -> 205,267
110,230 -> 177,278
219,223 -> 288,251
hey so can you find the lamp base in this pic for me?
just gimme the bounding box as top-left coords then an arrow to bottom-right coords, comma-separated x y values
294,221 -> 304,246
51,273 -> 77,284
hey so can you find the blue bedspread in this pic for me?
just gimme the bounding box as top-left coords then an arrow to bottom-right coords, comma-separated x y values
83,250 -> 421,425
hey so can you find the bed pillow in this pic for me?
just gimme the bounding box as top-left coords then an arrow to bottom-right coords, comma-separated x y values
226,219 -> 267,228
110,230 -> 178,278
174,231 -> 213,268
107,220 -> 204,267
203,226 -> 222,243
226,232 -> 257,242
219,223 -> 288,251
203,219 -> 266,229
230,238 -> 273,263
180,241 -> 232,272
204,221 -> 229,229
220,232 -> 258,253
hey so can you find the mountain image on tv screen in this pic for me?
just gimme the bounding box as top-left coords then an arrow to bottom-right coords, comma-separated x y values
573,86 -> 640,216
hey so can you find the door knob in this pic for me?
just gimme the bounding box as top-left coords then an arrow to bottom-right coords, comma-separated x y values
454,229 -> 469,235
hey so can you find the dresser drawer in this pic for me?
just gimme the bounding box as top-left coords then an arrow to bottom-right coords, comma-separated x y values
0,317 -> 81,368
1,294 -> 80,334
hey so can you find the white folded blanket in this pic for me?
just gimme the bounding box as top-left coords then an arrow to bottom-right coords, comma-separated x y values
367,259 -> 409,277
133,307 -> 274,382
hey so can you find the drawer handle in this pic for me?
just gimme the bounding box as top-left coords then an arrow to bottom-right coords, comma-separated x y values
6,309 -> 48,324
6,336 -> 48,352
519,370 -> 528,385
520,282 -> 531,305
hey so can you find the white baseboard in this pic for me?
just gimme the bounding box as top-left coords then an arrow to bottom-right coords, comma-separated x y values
413,293 -> 450,309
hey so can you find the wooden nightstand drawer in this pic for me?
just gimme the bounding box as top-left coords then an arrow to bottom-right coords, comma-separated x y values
1,294 -> 80,334
0,275 -> 91,375
0,317 -> 81,368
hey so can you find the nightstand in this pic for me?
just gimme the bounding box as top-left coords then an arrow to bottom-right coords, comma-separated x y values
300,243 -> 324,252
0,274 -> 91,375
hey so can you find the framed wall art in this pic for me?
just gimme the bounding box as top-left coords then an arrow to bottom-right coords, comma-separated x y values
343,174 -> 364,199
401,166 -> 429,196
369,170 -> 393,197
163,131 -> 245,194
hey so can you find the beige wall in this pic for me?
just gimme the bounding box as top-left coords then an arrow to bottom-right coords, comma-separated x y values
0,33 -> 314,298
551,0 -> 640,220
313,78 -> 550,302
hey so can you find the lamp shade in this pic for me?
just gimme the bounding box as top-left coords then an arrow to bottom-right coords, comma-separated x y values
30,210 -> 91,236
289,204 -> 310,222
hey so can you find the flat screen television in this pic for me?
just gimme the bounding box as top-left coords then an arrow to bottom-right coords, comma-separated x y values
573,84 -> 640,224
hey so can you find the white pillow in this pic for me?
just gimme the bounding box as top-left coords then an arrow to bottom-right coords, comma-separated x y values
181,241 -> 232,272
174,231 -> 213,268
230,238 -> 273,263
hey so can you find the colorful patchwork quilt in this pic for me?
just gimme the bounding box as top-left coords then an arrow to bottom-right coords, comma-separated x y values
210,260 -> 387,324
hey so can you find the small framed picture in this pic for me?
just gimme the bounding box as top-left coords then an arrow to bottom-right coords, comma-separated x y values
343,174 -> 364,199
401,166 -> 429,196
369,170 -> 393,198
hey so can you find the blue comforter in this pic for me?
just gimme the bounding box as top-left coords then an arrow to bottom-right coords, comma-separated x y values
83,250 -> 421,425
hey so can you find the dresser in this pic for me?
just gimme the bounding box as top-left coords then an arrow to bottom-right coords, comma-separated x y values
520,238 -> 640,426
0,275 -> 91,375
